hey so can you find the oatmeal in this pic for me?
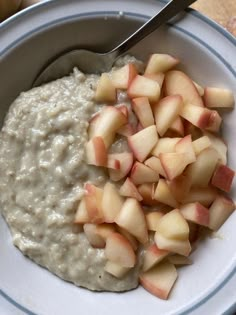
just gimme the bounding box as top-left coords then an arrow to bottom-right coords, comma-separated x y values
0,61 -> 141,291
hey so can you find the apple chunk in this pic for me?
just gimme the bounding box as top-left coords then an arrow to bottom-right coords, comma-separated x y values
168,174 -> 191,203
108,152 -> 133,181
164,70 -> 204,107
144,156 -> 167,178
115,198 -> 148,244
154,233 -> 191,257
119,177 -> 143,201
168,255 -> 192,266
153,179 -> 179,208
175,135 -> 196,164
142,244 -> 169,272
74,198 -> 89,224
159,152 -> 190,181
156,209 -> 189,241
139,261 -> 178,300
185,148 -> 219,187
137,183 -> 158,206
84,184 -> 104,224
104,261 -> 131,278
211,164 -> 235,193
111,63 -> 137,89
128,125 -> 158,162
208,195 -> 235,231
91,106 -> 127,147
182,187 -> 218,207
132,97 -> 155,128
85,136 -> 107,167
128,75 -> 161,103
153,95 -> 183,136
204,131 -> 227,165
102,182 -> 124,223
204,87 -> 235,108
145,53 -> 179,74
180,103 -> 212,129
83,224 -> 106,248
146,211 -> 164,231
95,73 -> 116,103
152,137 -> 181,157
105,232 -> 136,268
180,202 -> 209,227
192,136 -> 211,156
130,162 -> 159,185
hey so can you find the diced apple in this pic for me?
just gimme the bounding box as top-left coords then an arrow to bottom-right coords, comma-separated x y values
164,70 -> 204,107
154,232 -> 191,256
152,137 -> 181,157
117,123 -> 134,137
205,110 -> 222,133
117,104 -> 128,118
119,177 -> 143,201
166,116 -> 184,137
192,136 -> 211,155
83,223 -> 106,248
193,81 -> 204,97
96,223 -> 117,240
95,73 -> 116,103
85,136 -> 107,167
180,202 -> 209,227
128,126 -> 158,162
146,211 -> 164,231
115,198 -> 148,244
84,183 -> 104,224
130,162 -> 159,185
88,113 -> 100,139
175,135 -> 196,164
142,244 -> 169,272
168,255 -> 192,266
208,195 -> 235,231
203,131 -> 227,165
108,152 -> 133,181
153,95 -> 183,136
168,174 -> 191,202
107,157 -> 120,170
91,106 -> 127,147
144,73 -> 165,89
132,97 -> 155,128
111,63 -> 138,89
128,75 -> 161,103
153,179 -> 179,208
105,232 -> 136,267
159,152 -> 190,181
104,261 -> 131,278
74,198 -> 90,224
211,164 -> 235,192
144,156 -> 167,178
204,87 -> 235,108
116,226 -> 139,251
137,183 -> 159,206
185,148 -> 219,187
180,103 -> 212,129
182,187 -> 218,207
145,54 -> 179,74
102,182 -> 124,223
140,260 -> 178,300
156,209 -> 189,241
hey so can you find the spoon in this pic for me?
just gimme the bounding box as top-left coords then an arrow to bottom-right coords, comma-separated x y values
33,0 -> 196,87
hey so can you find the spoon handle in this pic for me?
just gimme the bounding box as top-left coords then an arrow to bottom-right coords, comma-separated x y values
111,0 -> 197,57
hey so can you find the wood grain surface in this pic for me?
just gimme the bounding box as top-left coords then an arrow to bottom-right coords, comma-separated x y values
192,0 -> 236,36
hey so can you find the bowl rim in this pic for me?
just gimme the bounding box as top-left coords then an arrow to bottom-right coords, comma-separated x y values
0,2 -> 235,315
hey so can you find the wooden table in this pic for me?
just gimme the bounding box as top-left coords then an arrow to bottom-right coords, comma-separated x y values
192,0 -> 236,36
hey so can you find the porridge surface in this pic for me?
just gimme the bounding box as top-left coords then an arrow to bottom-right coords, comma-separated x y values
0,57 -> 143,291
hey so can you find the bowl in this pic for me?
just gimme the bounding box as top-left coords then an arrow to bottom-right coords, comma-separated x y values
0,1 -> 236,314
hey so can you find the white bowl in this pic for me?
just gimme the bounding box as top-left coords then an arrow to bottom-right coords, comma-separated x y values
0,1 -> 235,314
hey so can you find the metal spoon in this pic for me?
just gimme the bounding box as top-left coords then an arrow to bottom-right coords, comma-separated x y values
33,0 -> 196,87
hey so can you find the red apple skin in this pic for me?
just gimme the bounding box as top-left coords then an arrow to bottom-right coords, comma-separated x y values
180,202 -> 209,227
211,164 -> 235,193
